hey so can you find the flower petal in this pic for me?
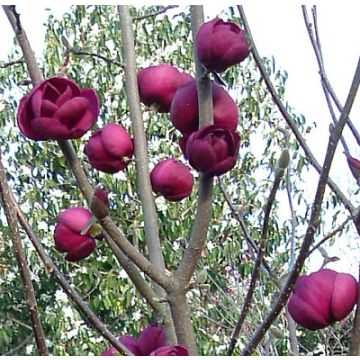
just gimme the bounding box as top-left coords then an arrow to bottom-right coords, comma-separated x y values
31,117 -> 71,140
57,207 -> 93,233
55,85 -> 74,107
187,139 -> 217,173
65,237 -> 96,262
119,335 -> 142,356
138,325 -> 166,355
54,97 -> 89,127
101,124 -> 133,158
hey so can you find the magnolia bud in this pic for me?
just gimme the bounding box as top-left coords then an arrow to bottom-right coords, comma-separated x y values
277,149 -> 290,170
91,187 -> 109,219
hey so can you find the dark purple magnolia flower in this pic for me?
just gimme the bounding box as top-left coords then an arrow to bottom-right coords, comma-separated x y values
288,269 -> 358,330
138,64 -> 193,113
54,207 -> 96,262
101,324 -> 189,356
17,76 -> 99,140
184,124 -> 240,178
84,123 -> 134,174
150,158 -> 194,202
91,186 -> 109,219
149,345 -> 189,356
170,79 -> 238,135
195,18 -> 250,73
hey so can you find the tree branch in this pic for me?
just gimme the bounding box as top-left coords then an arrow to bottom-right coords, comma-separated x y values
3,6 -> 41,85
237,5 -> 355,217
161,6 -> 215,354
0,150 -> 48,355
62,45 -> 123,68
226,164 -> 285,355
99,217 -> 171,289
241,58 -> 360,355
117,5 -> 176,342
307,216 -> 351,257
218,178 -> 277,281
175,5 -> 213,286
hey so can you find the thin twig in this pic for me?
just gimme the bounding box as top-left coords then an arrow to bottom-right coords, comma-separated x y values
133,5 -> 179,21
117,5 -> 175,342
99,217 -> 170,289
0,58 -> 24,68
226,167 -> 285,355
65,47 -> 123,68
302,5 -> 360,148
7,315 -> 33,331
237,5 -> 355,217
285,164 -> 299,355
241,58 -> 360,355
0,150 -> 48,355
307,216 -> 351,256
302,6 -> 350,156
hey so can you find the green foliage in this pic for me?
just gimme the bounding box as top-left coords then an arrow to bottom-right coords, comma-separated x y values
0,4 -> 353,356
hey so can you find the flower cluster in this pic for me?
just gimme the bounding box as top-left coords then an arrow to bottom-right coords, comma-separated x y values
138,18 -> 249,191
15,17 -> 249,263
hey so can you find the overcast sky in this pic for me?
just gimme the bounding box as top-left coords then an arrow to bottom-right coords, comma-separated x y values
0,3 -> 359,274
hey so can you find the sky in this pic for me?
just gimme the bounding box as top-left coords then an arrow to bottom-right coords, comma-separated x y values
0,3 -> 360,274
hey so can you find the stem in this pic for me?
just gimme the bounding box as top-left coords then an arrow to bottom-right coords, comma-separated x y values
58,140 -> 94,203
117,5 -> 175,341
175,4 -> 213,286
0,149 -> 48,355
226,167 -> 284,355
168,290 -> 198,355
285,166 -> 299,355
237,5 -> 355,216
241,58 -> 360,355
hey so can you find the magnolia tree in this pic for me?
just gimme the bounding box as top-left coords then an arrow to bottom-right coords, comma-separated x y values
0,4 -> 359,356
